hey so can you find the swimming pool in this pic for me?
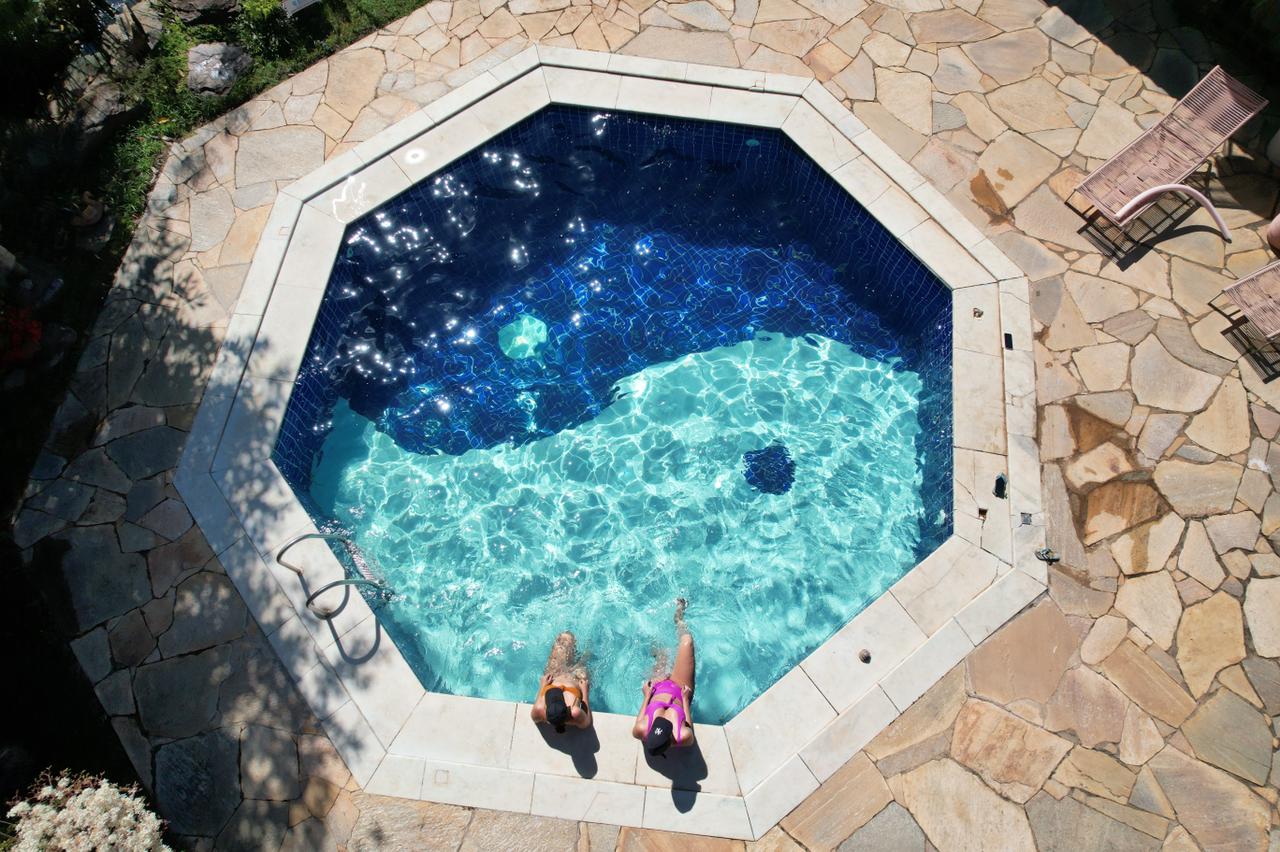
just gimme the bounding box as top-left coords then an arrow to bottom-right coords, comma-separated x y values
274,105 -> 953,723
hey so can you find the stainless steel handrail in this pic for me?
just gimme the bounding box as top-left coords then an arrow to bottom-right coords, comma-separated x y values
276,531 -> 393,620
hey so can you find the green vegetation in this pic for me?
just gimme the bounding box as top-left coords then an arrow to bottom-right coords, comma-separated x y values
0,0 -> 427,519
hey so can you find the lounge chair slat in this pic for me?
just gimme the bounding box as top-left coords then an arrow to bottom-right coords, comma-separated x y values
1076,66 -> 1268,226
1225,261 -> 1280,340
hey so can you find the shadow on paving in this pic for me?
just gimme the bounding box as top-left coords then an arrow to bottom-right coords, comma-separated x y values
8,220 -> 382,849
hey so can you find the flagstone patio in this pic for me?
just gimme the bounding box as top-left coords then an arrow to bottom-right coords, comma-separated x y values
14,0 -> 1280,848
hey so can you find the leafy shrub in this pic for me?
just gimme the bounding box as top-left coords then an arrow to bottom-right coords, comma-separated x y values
0,0 -> 112,117
5,772 -> 170,851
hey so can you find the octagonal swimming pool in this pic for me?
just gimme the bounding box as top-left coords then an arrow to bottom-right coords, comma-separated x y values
274,105 -> 953,723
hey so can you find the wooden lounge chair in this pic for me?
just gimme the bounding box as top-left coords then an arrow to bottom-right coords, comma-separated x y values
1070,66 -> 1268,243
1210,259 -> 1280,379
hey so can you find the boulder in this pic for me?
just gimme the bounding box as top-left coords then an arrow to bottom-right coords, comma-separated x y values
188,43 -> 252,96
169,0 -> 240,23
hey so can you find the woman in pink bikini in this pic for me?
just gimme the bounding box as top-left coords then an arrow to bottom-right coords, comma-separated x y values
632,599 -> 695,756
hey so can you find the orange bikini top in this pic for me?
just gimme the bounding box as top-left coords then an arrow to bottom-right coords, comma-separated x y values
538,682 -> 583,705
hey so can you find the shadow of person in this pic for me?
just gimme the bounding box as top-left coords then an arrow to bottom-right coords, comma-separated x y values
535,722 -> 600,779
643,742 -> 709,813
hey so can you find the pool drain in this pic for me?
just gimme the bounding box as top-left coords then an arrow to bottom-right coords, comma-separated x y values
743,442 -> 796,495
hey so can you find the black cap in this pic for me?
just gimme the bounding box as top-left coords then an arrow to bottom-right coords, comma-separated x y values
545,687 -> 569,733
645,717 -> 674,757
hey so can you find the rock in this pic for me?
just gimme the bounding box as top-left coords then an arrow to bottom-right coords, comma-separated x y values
217,798 -> 290,852
1014,185 -> 1093,251
1103,310 -> 1155,345
667,1 -> 730,29
241,725 -> 302,800
1181,690 -> 1273,785
1043,666 -> 1128,748
105,426 -> 187,482
781,753 -> 891,848
1037,6 -> 1091,45
993,232 -> 1067,282
1052,746 -> 1136,803
1152,459 -> 1242,517
909,8 -> 997,41
159,572 -> 249,656
874,69 -> 932,135
70,627 -> 112,683
1100,641 -> 1195,726
1185,378 -> 1249,456
53,526 -> 151,630
134,645 -> 229,738
1244,577 -> 1280,657
933,46 -> 984,95
460,811 -> 582,852
837,802 -> 925,851
890,759 -> 1034,851
147,526 -> 214,596
1049,565 -> 1114,617
619,27 -> 739,65
1241,657 -> 1280,714
1076,98 -> 1142,159
968,600 -> 1077,704
1065,440 -> 1133,487
155,729 -> 242,835
1084,480 -> 1163,545
139,498 -> 193,541
187,43 -> 251,96
1025,791 -> 1159,852
865,666 -> 965,774
1148,745 -> 1271,851
949,700 -> 1072,802
1114,571 -> 1181,649
962,30 -> 1048,86
1177,520 -> 1224,590
1154,317 -> 1232,376
988,78 -> 1074,134
108,608 -> 155,668
64,447 -> 132,493
1129,765 -> 1174,818
1130,336 -> 1220,413
750,18 -> 830,56
1203,512 -> 1261,554
28,478 -> 93,522
235,125 -> 325,187
1111,513 -> 1182,578
977,133 -> 1059,212
67,80 -> 143,158
1081,615 -> 1128,665
1175,592 -> 1244,697
1117,703 -> 1162,766
347,793 -> 470,850
1065,272 -> 1139,323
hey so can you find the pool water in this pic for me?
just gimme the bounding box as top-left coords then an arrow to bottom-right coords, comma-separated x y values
276,106 -> 953,723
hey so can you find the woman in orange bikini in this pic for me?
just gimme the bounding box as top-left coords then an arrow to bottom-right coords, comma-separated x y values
531,631 -> 593,733
632,599 -> 695,756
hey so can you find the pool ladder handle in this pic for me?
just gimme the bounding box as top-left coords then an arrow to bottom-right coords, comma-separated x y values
276,532 -> 394,620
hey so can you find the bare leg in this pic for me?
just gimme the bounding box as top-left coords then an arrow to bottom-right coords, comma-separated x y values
544,631 -> 576,680
671,600 -> 694,692
649,644 -> 670,683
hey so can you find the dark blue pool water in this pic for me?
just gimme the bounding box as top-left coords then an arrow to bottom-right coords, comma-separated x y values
275,105 -> 955,721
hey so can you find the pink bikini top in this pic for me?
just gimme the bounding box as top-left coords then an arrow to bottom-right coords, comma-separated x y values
644,679 -> 687,742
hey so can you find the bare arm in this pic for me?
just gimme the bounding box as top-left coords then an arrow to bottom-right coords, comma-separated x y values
678,685 -> 695,744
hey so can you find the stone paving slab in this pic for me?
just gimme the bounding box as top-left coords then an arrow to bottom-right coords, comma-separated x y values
15,0 -> 1280,848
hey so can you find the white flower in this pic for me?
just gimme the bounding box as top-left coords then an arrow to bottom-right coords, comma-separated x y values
8,773 -> 171,852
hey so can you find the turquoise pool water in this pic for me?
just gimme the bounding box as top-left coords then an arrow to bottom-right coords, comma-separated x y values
310,333 -> 934,722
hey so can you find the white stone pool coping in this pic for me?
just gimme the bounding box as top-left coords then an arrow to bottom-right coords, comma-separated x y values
174,45 -> 1046,840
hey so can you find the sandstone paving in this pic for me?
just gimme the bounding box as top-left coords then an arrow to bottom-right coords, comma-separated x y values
18,0 -> 1280,847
